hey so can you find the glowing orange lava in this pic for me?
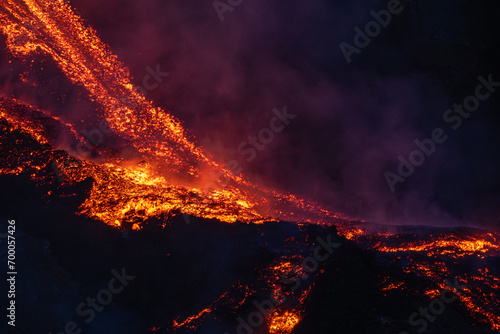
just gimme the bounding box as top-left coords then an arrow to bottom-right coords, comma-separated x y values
1,1 -> 500,333
268,311 -> 301,334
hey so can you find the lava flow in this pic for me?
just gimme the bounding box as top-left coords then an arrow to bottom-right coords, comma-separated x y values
1,1 -> 500,333
0,0 -> 345,228
348,225 -> 500,332
0,1 -> 343,332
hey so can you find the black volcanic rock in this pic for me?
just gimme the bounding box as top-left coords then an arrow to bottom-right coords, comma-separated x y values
0,172 -> 497,334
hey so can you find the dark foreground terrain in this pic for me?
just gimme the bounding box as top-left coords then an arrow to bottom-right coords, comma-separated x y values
1,172 -> 498,334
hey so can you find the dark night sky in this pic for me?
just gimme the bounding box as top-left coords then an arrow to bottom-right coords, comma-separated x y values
4,0 -> 500,229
